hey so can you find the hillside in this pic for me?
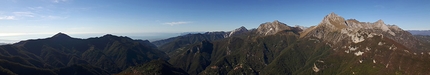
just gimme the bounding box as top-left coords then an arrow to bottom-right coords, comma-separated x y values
153,32 -> 227,55
162,13 -> 430,75
267,13 -> 430,74
167,20 -> 302,75
116,59 -> 189,75
0,33 -> 170,75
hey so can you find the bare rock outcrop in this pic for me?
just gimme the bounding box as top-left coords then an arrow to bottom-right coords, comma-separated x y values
301,12 -> 419,50
256,20 -> 292,36
227,26 -> 248,37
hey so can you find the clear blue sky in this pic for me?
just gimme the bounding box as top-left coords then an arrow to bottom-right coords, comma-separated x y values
1,0 -> 429,43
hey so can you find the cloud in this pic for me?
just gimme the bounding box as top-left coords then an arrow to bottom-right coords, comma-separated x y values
28,6 -> 46,11
28,6 -> 43,10
13,12 -> 35,17
0,16 -> 15,20
41,15 -> 68,20
0,11 -> 67,20
52,0 -> 69,3
163,21 -> 192,26
0,12 -> 35,20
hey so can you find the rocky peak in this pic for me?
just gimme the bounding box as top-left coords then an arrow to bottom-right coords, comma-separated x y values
320,12 -> 347,30
273,20 -> 281,24
309,13 -> 397,35
327,12 -> 341,18
257,20 -> 291,36
375,19 -> 384,24
228,26 -> 248,37
373,19 -> 392,33
51,32 -> 72,39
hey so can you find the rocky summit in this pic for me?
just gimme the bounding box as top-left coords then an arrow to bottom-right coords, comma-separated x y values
227,26 -> 248,37
256,20 -> 293,36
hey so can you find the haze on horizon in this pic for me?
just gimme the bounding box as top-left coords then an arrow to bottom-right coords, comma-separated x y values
1,0 -> 429,43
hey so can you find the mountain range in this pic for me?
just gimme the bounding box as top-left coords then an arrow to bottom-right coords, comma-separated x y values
0,33 -> 169,75
0,43 -> 6,46
407,30 -> 430,35
158,13 -> 430,75
1,12 -> 429,75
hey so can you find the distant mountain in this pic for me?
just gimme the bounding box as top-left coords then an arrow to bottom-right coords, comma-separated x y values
151,26 -> 251,55
179,32 -> 205,36
0,33 -> 170,75
152,32 -> 227,55
152,26 -> 250,47
227,26 -> 248,37
414,35 -> 430,50
407,30 -> 430,35
295,25 -> 309,31
0,43 -> 6,45
256,20 -> 294,35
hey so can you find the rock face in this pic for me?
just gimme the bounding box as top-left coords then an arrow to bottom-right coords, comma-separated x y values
344,19 -> 395,35
321,12 -> 347,30
301,12 -> 419,50
228,26 -> 248,37
257,20 -> 292,36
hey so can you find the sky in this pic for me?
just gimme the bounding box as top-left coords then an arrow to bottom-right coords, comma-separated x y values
1,0 -> 429,43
